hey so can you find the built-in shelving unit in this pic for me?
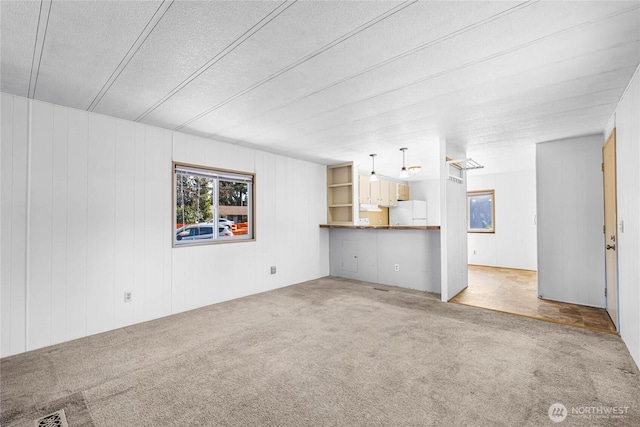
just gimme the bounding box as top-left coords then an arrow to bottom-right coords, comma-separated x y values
327,162 -> 356,225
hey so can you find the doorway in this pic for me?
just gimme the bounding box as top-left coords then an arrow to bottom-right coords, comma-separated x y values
603,129 -> 619,330
451,265 -> 617,334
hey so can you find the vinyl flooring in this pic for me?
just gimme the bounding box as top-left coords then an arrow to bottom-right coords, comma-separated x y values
450,265 -> 617,334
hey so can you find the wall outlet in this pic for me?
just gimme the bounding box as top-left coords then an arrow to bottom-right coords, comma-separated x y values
270,266 -> 276,274
394,264 -> 399,272
124,291 -> 132,302
473,250 -> 477,255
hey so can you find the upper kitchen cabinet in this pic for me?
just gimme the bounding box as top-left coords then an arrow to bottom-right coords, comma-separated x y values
398,183 -> 410,201
388,182 -> 398,207
358,175 -> 404,207
327,163 -> 357,225
379,180 -> 390,206
358,175 -> 371,204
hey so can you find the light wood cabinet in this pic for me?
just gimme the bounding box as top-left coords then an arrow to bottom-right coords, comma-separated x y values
359,176 -> 402,207
388,182 -> 398,207
398,183 -> 410,201
370,179 -> 381,205
379,180 -> 390,206
358,175 -> 371,204
327,163 -> 356,225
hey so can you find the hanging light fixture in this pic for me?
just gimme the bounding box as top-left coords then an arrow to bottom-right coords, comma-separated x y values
369,154 -> 378,182
408,165 -> 422,175
399,148 -> 409,178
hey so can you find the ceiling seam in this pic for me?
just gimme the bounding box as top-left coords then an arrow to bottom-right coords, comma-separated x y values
293,86 -> 626,146
260,40 -> 639,143
27,0 -> 43,98
221,7 -> 640,142
206,0 -> 539,138
353,90 -> 625,143
173,0 -> 418,132
87,0 -> 175,112
27,0 -> 52,99
453,105 -> 618,142
134,0 -> 297,123
306,12 -> 640,120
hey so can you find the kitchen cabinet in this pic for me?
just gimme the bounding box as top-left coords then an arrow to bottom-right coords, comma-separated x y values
379,180 -> 390,206
358,176 -> 404,207
398,183 -> 410,201
388,182 -> 398,207
370,179 -> 381,205
358,175 -> 371,204
327,163 -> 356,225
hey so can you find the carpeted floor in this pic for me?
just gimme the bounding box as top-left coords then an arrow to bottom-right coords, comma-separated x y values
1,276 -> 639,426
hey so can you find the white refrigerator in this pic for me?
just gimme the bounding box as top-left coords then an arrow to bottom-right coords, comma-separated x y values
389,200 -> 427,225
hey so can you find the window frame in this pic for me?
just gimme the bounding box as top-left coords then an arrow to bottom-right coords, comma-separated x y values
173,162 -> 256,247
467,189 -> 495,234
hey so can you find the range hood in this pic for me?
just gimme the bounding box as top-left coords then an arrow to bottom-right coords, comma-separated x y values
359,204 -> 382,212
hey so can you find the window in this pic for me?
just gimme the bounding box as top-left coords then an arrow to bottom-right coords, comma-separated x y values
174,163 -> 254,245
467,190 -> 495,233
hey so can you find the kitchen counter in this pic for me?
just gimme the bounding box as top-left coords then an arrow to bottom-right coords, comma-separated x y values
323,225 -> 441,294
320,224 -> 440,230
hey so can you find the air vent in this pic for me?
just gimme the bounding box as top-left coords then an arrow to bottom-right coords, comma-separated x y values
34,409 -> 68,427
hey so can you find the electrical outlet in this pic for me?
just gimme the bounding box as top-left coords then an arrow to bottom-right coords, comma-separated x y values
270,266 -> 276,274
473,250 -> 477,255
394,264 -> 399,272
124,291 -> 132,302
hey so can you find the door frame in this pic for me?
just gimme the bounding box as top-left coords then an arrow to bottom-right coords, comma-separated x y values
603,129 -> 619,330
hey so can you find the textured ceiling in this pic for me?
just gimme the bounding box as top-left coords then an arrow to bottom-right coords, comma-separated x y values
2,0 -> 639,179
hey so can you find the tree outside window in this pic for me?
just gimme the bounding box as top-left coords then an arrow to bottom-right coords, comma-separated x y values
468,190 -> 495,233
174,164 -> 254,245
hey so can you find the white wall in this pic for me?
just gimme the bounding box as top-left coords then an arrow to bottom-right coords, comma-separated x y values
536,134 -> 605,308
440,140 -> 468,301
409,179 -> 440,226
610,66 -> 640,369
328,228 -> 441,293
0,93 -> 329,357
467,170 -> 537,270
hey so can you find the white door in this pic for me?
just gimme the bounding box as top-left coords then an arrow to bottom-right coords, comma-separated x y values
603,130 -> 619,329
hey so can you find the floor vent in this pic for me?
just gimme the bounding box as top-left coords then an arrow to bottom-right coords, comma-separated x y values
34,409 -> 69,427
373,287 -> 389,292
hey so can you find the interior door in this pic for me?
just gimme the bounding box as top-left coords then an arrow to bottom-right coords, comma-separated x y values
603,129 -> 618,329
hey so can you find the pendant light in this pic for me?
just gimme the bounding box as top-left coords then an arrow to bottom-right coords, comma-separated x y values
399,148 -> 409,178
369,154 -> 378,182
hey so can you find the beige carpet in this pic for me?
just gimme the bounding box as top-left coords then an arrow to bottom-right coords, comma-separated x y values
2,277 -> 639,426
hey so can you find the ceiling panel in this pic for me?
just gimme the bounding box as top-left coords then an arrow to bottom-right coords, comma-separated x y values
188,1 -> 638,139
141,1 -> 397,129
93,0 -> 278,121
32,1 -> 162,110
1,1 -> 638,178
0,0 -> 41,96
179,0 -> 518,134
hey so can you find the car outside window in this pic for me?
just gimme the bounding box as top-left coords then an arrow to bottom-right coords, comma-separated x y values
174,163 -> 254,246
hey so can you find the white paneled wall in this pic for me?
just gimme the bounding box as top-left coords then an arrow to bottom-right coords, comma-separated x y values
1,94 -> 329,357
409,179 -> 440,226
613,66 -> 640,368
440,140 -> 468,301
467,170 -> 537,270
1,95 -> 29,356
536,134 -> 605,308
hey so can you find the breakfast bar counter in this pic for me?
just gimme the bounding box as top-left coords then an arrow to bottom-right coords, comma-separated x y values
321,224 -> 441,294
